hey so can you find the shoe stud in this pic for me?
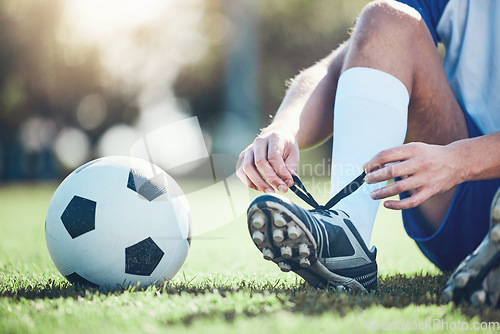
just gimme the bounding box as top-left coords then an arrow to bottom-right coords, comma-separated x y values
298,244 -> 310,257
273,213 -> 286,227
278,262 -> 291,272
273,229 -> 284,242
493,205 -> 500,221
251,212 -> 266,229
263,248 -> 274,261
453,272 -> 470,288
288,225 -> 302,239
281,246 -> 292,259
442,287 -> 454,303
299,257 -> 310,268
471,290 -> 486,307
252,231 -> 265,244
336,286 -> 347,292
491,225 -> 500,243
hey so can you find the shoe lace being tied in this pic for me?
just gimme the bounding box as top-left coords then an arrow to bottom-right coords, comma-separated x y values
289,172 -> 366,210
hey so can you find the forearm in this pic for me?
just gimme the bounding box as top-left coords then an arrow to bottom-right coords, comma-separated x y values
451,132 -> 500,182
237,43 -> 349,192
264,41 -> 349,149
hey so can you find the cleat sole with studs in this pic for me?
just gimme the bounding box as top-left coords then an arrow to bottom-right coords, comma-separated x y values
441,189 -> 500,307
247,203 -> 317,274
247,197 -> 367,292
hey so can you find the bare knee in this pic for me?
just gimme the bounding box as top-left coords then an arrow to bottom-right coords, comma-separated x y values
354,0 -> 427,49
342,0 -> 436,88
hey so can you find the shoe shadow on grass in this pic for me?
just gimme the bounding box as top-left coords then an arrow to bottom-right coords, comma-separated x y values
2,273 -> 499,323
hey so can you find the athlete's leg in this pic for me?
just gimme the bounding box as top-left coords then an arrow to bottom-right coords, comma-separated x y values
244,0 -> 470,289
337,0 -> 468,236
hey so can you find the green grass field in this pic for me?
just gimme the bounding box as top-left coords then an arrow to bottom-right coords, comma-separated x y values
1,181 -> 499,333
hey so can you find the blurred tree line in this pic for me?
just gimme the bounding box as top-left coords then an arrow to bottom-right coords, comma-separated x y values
0,0 -> 368,181
176,0 -> 368,131
0,0 -> 138,179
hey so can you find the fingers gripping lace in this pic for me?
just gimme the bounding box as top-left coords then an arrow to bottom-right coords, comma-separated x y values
289,172 -> 366,210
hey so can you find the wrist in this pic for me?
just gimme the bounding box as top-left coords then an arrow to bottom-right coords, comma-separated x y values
447,139 -> 475,183
260,121 -> 299,141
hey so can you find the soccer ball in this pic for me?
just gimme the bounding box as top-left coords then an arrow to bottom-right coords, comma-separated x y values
45,156 -> 191,289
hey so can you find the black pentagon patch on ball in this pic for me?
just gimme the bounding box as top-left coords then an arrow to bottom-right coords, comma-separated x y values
125,237 -> 164,276
127,169 -> 168,202
65,272 -> 99,288
61,196 -> 97,239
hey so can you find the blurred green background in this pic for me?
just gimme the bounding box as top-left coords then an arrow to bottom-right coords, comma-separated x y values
1,3 -> 459,332
1,0 -> 438,281
0,0 -> 370,181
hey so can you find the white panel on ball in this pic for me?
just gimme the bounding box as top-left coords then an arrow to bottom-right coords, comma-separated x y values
45,156 -> 191,289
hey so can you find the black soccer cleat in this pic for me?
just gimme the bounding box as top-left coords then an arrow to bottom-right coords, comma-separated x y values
247,174 -> 377,292
442,188 -> 500,307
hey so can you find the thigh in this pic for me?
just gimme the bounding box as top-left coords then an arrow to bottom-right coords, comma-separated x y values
403,24 -> 469,232
405,46 -> 468,146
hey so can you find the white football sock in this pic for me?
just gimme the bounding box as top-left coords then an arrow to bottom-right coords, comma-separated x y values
331,67 -> 409,246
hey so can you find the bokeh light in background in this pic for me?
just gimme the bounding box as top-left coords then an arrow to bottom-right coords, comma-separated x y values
130,117 -> 209,174
96,124 -> 138,158
19,118 -> 57,153
0,0 -> 369,180
59,0 -> 209,169
53,127 -> 91,170
1,0 -> 213,175
61,0 -> 208,97
76,94 -> 107,131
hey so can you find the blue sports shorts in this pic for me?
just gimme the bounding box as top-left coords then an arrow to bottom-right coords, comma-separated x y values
400,111 -> 500,272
